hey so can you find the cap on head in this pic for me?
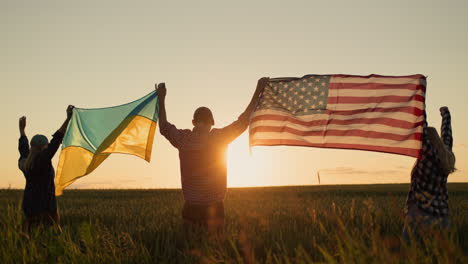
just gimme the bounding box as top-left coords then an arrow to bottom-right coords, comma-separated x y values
193,107 -> 214,126
30,134 -> 49,146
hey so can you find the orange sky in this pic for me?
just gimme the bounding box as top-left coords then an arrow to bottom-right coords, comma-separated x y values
2,0 -> 467,189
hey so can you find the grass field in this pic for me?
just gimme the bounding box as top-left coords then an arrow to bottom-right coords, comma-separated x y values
1,184 -> 467,263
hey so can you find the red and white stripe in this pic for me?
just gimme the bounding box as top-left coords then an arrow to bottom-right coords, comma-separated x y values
249,74 -> 426,158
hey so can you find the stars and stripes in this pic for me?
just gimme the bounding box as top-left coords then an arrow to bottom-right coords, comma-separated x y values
249,74 -> 426,158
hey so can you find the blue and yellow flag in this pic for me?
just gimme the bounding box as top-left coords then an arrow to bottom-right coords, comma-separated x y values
55,91 -> 158,195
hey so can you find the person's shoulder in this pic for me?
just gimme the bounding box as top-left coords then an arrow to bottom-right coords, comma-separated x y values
177,128 -> 193,137
208,128 -> 232,143
209,128 -> 224,136
39,150 -> 53,160
164,123 -> 191,134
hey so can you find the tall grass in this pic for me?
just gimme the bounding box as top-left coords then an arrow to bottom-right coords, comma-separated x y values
1,184 -> 467,263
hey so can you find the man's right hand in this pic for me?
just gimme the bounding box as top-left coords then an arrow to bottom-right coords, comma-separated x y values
256,77 -> 269,94
19,116 -> 26,131
156,83 -> 167,99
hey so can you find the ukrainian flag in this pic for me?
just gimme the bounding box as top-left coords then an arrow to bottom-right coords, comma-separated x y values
55,91 -> 158,195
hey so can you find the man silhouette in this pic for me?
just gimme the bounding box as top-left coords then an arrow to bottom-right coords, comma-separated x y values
156,78 -> 269,232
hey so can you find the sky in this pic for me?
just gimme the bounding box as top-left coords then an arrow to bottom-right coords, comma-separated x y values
1,0 -> 467,189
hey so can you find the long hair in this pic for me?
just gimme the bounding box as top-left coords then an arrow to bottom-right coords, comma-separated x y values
20,145 -> 47,171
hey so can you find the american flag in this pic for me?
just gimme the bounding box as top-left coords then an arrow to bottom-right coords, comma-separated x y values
249,74 -> 426,158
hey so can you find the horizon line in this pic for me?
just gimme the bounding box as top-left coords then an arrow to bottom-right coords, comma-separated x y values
2,182 -> 468,191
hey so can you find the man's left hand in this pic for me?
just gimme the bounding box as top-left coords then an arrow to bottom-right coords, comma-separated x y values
156,83 -> 167,98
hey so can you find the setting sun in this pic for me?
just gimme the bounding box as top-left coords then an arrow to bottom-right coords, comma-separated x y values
227,134 -> 266,187
3,1 -> 467,262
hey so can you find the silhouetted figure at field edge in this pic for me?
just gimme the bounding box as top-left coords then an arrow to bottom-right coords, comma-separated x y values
18,105 -> 74,231
156,78 -> 268,233
403,106 -> 455,242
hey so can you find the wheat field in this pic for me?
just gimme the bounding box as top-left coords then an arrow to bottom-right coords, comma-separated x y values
1,184 -> 467,263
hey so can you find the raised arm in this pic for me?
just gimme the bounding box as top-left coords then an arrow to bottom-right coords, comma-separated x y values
156,83 -> 187,149
156,83 -> 168,129
44,105 -> 74,159
19,116 -> 26,137
440,106 -> 455,173
18,116 -> 29,159
217,77 -> 269,142
58,105 -> 74,134
440,106 -> 453,151
238,77 -> 270,125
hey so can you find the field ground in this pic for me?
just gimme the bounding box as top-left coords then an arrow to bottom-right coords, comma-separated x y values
1,183 -> 467,263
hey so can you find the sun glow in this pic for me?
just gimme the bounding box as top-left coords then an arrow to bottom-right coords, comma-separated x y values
227,134 -> 271,187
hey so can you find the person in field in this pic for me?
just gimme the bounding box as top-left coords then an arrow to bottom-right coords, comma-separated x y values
156,78 -> 268,232
18,105 -> 74,231
403,106 -> 455,241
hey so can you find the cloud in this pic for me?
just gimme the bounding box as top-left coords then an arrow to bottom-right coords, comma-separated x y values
60,176 -> 155,189
71,181 -> 131,188
69,182 -> 112,189
319,166 -> 407,176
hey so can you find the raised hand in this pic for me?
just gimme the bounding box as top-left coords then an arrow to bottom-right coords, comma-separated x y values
439,106 -> 453,151
256,77 -> 270,94
19,116 -> 26,133
440,106 -> 449,115
156,83 -> 167,98
67,105 -> 75,119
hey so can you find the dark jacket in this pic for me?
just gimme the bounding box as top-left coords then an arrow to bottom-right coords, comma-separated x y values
18,131 -> 64,217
